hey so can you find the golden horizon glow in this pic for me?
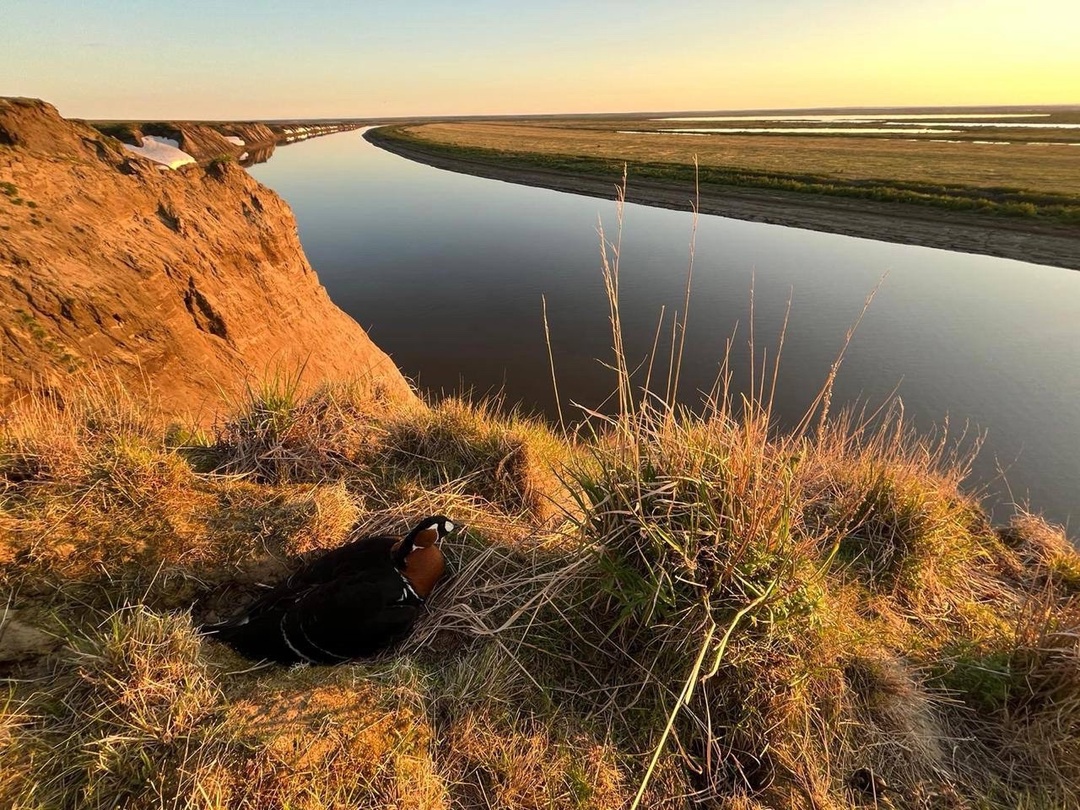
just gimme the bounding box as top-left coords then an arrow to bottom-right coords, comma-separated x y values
6,0 -> 1079,119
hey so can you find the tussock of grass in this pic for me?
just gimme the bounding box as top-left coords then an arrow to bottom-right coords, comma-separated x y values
374,398 -> 568,522
211,372 -> 412,484
1000,512 -> 1080,593
806,412 -> 1000,607
1,607 -> 233,809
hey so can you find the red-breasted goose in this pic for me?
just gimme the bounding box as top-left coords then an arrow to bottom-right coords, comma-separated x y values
202,515 -> 454,664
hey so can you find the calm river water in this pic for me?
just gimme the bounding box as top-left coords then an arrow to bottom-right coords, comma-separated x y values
250,130 -> 1078,529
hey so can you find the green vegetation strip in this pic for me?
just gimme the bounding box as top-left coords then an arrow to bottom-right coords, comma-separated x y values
378,127 -> 1080,225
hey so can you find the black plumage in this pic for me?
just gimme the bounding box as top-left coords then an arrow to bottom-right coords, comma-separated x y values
280,532 -> 400,591
279,571 -> 423,663
202,516 -> 452,664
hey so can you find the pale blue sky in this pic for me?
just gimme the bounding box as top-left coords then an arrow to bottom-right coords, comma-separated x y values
6,0 -> 1078,119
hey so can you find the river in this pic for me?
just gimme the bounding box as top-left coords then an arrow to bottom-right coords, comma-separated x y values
249,130 -> 1079,529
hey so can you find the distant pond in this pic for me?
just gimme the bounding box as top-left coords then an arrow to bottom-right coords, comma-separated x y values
249,130 -> 1079,530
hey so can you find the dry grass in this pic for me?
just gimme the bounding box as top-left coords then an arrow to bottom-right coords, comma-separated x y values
227,666 -> 446,809
440,710 -> 629,809
2,364 -> 1078,807
0,608 -> 231,809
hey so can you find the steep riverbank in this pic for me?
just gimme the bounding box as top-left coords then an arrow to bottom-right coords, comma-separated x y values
0,98 -> 412,417
367,127 -> 1080,270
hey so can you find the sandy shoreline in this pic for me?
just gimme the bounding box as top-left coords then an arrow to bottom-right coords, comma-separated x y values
366,130 -> 1080,271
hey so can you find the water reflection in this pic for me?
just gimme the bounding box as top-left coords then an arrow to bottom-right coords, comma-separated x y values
249,131 -> 1080,529
239,144 -> 275,167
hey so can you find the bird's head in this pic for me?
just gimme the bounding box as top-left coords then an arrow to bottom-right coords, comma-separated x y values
403,515 -> 455,553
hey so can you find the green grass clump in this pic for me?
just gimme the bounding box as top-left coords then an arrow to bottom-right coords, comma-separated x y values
560,408 -> 836,804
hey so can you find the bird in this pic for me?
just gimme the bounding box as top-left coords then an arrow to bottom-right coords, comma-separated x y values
202,515 -> 455,664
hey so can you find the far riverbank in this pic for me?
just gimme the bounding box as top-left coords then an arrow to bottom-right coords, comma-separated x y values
366,127 -> 1080,271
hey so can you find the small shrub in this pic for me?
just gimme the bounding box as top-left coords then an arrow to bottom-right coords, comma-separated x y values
91,122 -> 141,145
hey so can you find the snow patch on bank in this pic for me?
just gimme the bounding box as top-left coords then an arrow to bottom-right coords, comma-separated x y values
225,135 -> 245,146
123,136 -> 196,169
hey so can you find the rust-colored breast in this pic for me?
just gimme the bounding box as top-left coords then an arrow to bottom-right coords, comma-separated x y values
403,545 -> 446,598
412,526 -> 439,548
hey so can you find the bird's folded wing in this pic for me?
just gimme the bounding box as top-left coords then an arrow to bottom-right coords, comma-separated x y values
287,534 -> 399,588
284,571 -> 423,661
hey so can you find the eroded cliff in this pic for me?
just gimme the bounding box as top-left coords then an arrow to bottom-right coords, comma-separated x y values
0,98 -> 413,417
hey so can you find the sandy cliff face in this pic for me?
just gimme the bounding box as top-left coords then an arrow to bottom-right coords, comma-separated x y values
0,98 -> 414,417
115,121 -> 279,164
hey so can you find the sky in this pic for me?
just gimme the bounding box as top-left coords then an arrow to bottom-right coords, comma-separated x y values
6,0 -> 1079,120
